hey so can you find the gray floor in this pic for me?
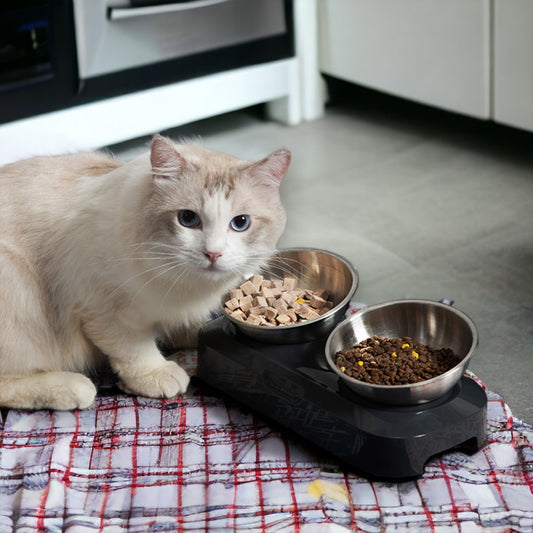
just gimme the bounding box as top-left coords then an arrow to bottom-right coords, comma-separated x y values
108,86 -> 533,424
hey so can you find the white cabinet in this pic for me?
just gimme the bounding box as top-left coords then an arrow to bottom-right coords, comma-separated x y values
319,0 -> 491,119
493,0 -> 533,132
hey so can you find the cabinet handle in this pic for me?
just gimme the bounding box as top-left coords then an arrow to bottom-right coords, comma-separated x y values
108,0 -> 233,21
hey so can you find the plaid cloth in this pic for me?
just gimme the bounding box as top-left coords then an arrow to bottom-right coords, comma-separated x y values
0,350 -> 532,532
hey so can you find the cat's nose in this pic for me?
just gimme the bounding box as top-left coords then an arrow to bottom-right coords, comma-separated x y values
204,251 -> 222,264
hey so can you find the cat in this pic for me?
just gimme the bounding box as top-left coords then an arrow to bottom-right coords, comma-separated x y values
0,134 -> 290,410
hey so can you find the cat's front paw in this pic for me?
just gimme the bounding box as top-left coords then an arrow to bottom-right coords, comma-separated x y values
36,372 -> 97,410
119,360 -> 190,399
54,374 -> 98,410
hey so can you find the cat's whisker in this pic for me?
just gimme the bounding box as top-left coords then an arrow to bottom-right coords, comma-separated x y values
142,252 -> 181,259
161,267 -> 191,305
126,241 -> 179,255
144,242 -> 179,252
103,242 -> 183,265
104,254 -> 176,264
105,243 -> 190,266
107,258 -> 184,299
263,255 -> 306,279
127,259 -> 185,305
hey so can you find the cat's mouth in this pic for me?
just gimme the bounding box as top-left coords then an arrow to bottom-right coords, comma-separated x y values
203,261 -> 227,276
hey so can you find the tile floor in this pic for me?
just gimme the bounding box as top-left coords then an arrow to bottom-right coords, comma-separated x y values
108,82 -> 533,424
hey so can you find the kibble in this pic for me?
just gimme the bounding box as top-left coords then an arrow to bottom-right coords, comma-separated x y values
334,335 -> 459,385
225,275 -> 333,327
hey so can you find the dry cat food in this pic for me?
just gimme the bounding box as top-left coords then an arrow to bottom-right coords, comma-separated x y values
225,274 -> 333,326
335,335 -> 459,385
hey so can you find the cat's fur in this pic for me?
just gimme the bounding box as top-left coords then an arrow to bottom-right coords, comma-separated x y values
0,135 -> 290,410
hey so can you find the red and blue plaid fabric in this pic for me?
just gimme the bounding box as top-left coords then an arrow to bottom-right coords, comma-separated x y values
0,345 -> 532,532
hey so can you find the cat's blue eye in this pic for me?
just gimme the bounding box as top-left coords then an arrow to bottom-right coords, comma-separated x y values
230,215 -> 250,232
178,209 -> 201,228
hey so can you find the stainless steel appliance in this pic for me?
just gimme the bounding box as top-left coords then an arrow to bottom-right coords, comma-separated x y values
0,0 -> 294,124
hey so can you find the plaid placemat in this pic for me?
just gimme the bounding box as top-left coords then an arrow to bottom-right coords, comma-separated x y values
0,345 -> 532,533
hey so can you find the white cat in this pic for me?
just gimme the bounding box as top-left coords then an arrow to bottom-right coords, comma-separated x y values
0,135 -> 290,410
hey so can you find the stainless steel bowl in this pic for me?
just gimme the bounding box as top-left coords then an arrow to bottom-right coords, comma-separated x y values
222,248 -> 359,344
325,299 -> 479,405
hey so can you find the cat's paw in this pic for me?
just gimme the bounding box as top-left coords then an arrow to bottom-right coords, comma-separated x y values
52,374 -> 97,410
34,372 -> 97,410
119,361 -> 190,399
0,372 -> 97,411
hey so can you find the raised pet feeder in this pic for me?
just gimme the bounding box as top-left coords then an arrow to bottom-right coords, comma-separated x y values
197,252 -> 486,479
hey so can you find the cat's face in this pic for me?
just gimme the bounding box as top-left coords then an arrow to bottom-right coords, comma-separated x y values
139,135 -> 290,283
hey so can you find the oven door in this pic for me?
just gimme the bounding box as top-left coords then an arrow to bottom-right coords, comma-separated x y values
74,0 -> 288,80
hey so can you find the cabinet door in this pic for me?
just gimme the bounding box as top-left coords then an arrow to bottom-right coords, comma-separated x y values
493,0 -> 533,132
319,0 -> 490,119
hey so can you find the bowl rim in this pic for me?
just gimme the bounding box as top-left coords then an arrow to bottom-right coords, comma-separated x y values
221,247 -> 359,332
324,298 -> 479,391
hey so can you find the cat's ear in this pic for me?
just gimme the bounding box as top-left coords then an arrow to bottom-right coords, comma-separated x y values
150,134 -> 189,180
247,149 -> 291,190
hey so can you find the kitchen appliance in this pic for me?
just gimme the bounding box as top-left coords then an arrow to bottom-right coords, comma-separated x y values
197,316 -> 487,480
0,0 -> 294,124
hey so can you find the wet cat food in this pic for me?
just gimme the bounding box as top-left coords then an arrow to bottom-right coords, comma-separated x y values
225,275 -> 333,326
335,335 -> 459,385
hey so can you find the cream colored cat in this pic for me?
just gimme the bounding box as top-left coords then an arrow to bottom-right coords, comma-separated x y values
0,135 -> 290,410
